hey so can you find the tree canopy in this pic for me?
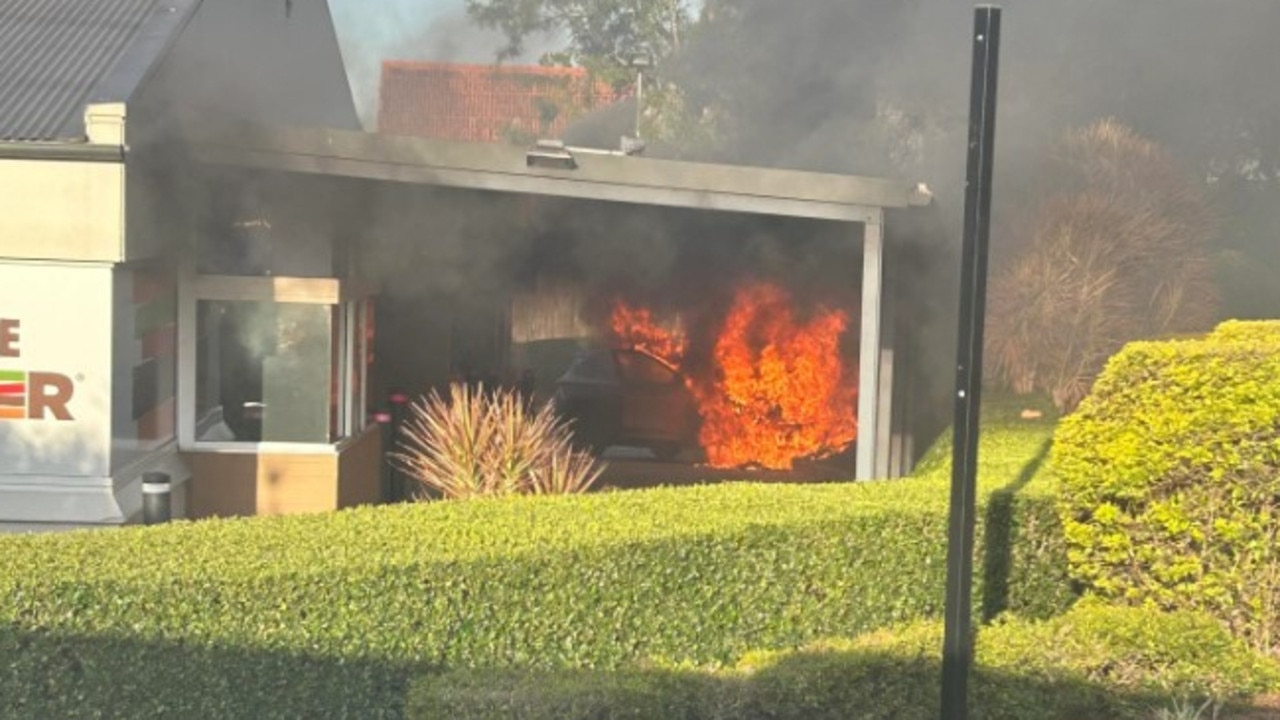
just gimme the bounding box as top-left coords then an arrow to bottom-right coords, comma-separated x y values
465,0 -> 693,69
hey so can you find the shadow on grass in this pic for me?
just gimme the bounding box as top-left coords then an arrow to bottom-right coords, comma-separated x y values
407,649 -> 1177,720
0,626 -> 419,720
981,437 -> 1054,621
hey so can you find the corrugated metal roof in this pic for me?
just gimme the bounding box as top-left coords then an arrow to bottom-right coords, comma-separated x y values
0,0 -> 161,141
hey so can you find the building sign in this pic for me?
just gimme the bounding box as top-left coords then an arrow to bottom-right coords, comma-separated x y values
0,263 -> 111,478
0,318 -> 77,421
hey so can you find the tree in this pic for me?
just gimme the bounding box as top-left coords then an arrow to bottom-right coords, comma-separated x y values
465,0 -> 692,69
985,119 -> 1220,411
465,0 -> 705,148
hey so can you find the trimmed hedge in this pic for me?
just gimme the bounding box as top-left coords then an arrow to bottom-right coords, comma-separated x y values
408,667 -> 717,720
0,440 -> 1069,718
1208,319 -> 1280,345
1053,322 -> 1280,652
408,601 -> 1280,720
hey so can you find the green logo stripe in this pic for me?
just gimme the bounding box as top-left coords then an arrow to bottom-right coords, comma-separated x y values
134,297 -> 177,339
0,370 -> 25,382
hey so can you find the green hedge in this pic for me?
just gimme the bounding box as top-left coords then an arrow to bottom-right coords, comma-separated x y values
0,471 -> 1068,717
1208,319 -> 1280,345
408,601 -> 1280,720
1053,322 -> 1280,653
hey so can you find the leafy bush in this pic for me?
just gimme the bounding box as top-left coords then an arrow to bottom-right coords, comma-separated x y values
910,395 -> 1069,621
392,383 -> 603,499
0,466 -> 1069,718
408,601 -> 1280,720
986,118 -> 1219,411
407,666 -> 717,720
1209,319 -> 1280,345
1053,327 -> 1280,652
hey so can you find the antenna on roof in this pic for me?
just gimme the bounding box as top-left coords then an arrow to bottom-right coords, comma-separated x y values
625,51 -> 654,146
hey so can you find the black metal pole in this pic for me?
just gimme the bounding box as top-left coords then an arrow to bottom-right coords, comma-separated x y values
942,6 -> 1001,720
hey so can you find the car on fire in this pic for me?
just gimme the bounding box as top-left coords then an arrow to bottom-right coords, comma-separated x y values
552,347 -> 700,460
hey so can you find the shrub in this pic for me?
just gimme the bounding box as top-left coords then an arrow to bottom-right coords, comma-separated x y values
736,604 -> 1279,720
392,383 -> 603,499
1209,319 -> 1280,345
986,118 -> 1219,411
1053,327 -> 1280,652
406,666 -> 717,720
0,469 -> 1069,717
407,602 -> 1280,720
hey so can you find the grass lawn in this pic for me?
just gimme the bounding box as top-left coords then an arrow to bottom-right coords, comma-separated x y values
910,392 -> 1060,489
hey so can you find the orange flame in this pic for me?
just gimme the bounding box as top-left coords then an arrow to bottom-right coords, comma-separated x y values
694,283 -> 857,470
609,299 -> 687,366
608,283 -> 857,471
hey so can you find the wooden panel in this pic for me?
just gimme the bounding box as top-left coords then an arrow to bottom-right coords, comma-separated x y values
192,275 -> 341,304
255,452 -> 338,516
337,427 -> 383,508
184,449 -> 338,518
184,452 -> 259,518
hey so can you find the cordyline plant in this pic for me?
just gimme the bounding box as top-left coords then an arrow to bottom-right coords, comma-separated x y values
392,384 -> 604,500
986,118 -> 1220,411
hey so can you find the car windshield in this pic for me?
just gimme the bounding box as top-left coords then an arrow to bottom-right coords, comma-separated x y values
568,351 -> 619,383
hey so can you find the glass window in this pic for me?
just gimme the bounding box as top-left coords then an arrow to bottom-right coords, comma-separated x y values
195,301 -> 333,443
615,351 -> 677,385
569,350 -> 619,383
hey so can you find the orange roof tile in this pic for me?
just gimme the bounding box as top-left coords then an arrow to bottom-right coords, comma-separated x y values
377,61 -> 622,143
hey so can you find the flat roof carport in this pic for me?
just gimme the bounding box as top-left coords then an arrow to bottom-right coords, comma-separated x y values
185,123 -> 935,480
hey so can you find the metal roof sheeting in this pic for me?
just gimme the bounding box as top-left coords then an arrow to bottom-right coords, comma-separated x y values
188,123 -> 934,222
0,0 -> 160,141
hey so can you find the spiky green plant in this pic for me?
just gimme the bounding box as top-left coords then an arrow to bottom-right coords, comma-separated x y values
1149,697 -> 1221,720
392,383 -> 604,500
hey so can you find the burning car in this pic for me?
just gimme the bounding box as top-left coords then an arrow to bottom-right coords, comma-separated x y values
552,347 -> 700,460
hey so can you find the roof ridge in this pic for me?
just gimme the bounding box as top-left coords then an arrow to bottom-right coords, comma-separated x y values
381,60 -> 591,77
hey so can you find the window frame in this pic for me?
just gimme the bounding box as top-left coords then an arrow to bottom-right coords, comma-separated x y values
177,272 -> 374,454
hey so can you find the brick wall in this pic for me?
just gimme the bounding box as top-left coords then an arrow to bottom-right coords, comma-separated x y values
377,61 -> 621,143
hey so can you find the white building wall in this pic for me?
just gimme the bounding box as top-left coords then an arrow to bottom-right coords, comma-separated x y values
0,158 -> 125,262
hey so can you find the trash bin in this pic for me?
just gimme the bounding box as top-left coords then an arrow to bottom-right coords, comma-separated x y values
142,472 -> 171,524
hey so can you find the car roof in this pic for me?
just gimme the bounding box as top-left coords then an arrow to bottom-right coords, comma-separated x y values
569,346 -> 681,373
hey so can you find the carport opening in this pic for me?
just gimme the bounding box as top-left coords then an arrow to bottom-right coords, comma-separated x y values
367,189 -> 875,481
181,129 -> 945,490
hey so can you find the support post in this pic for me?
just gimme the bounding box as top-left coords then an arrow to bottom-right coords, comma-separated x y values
374,407 -> 394,502
388,391 -> 410,501
856,212 -> 884,480
176,262 -> 197,447
942,6 -> 1002,720
875,239 -> 896,478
